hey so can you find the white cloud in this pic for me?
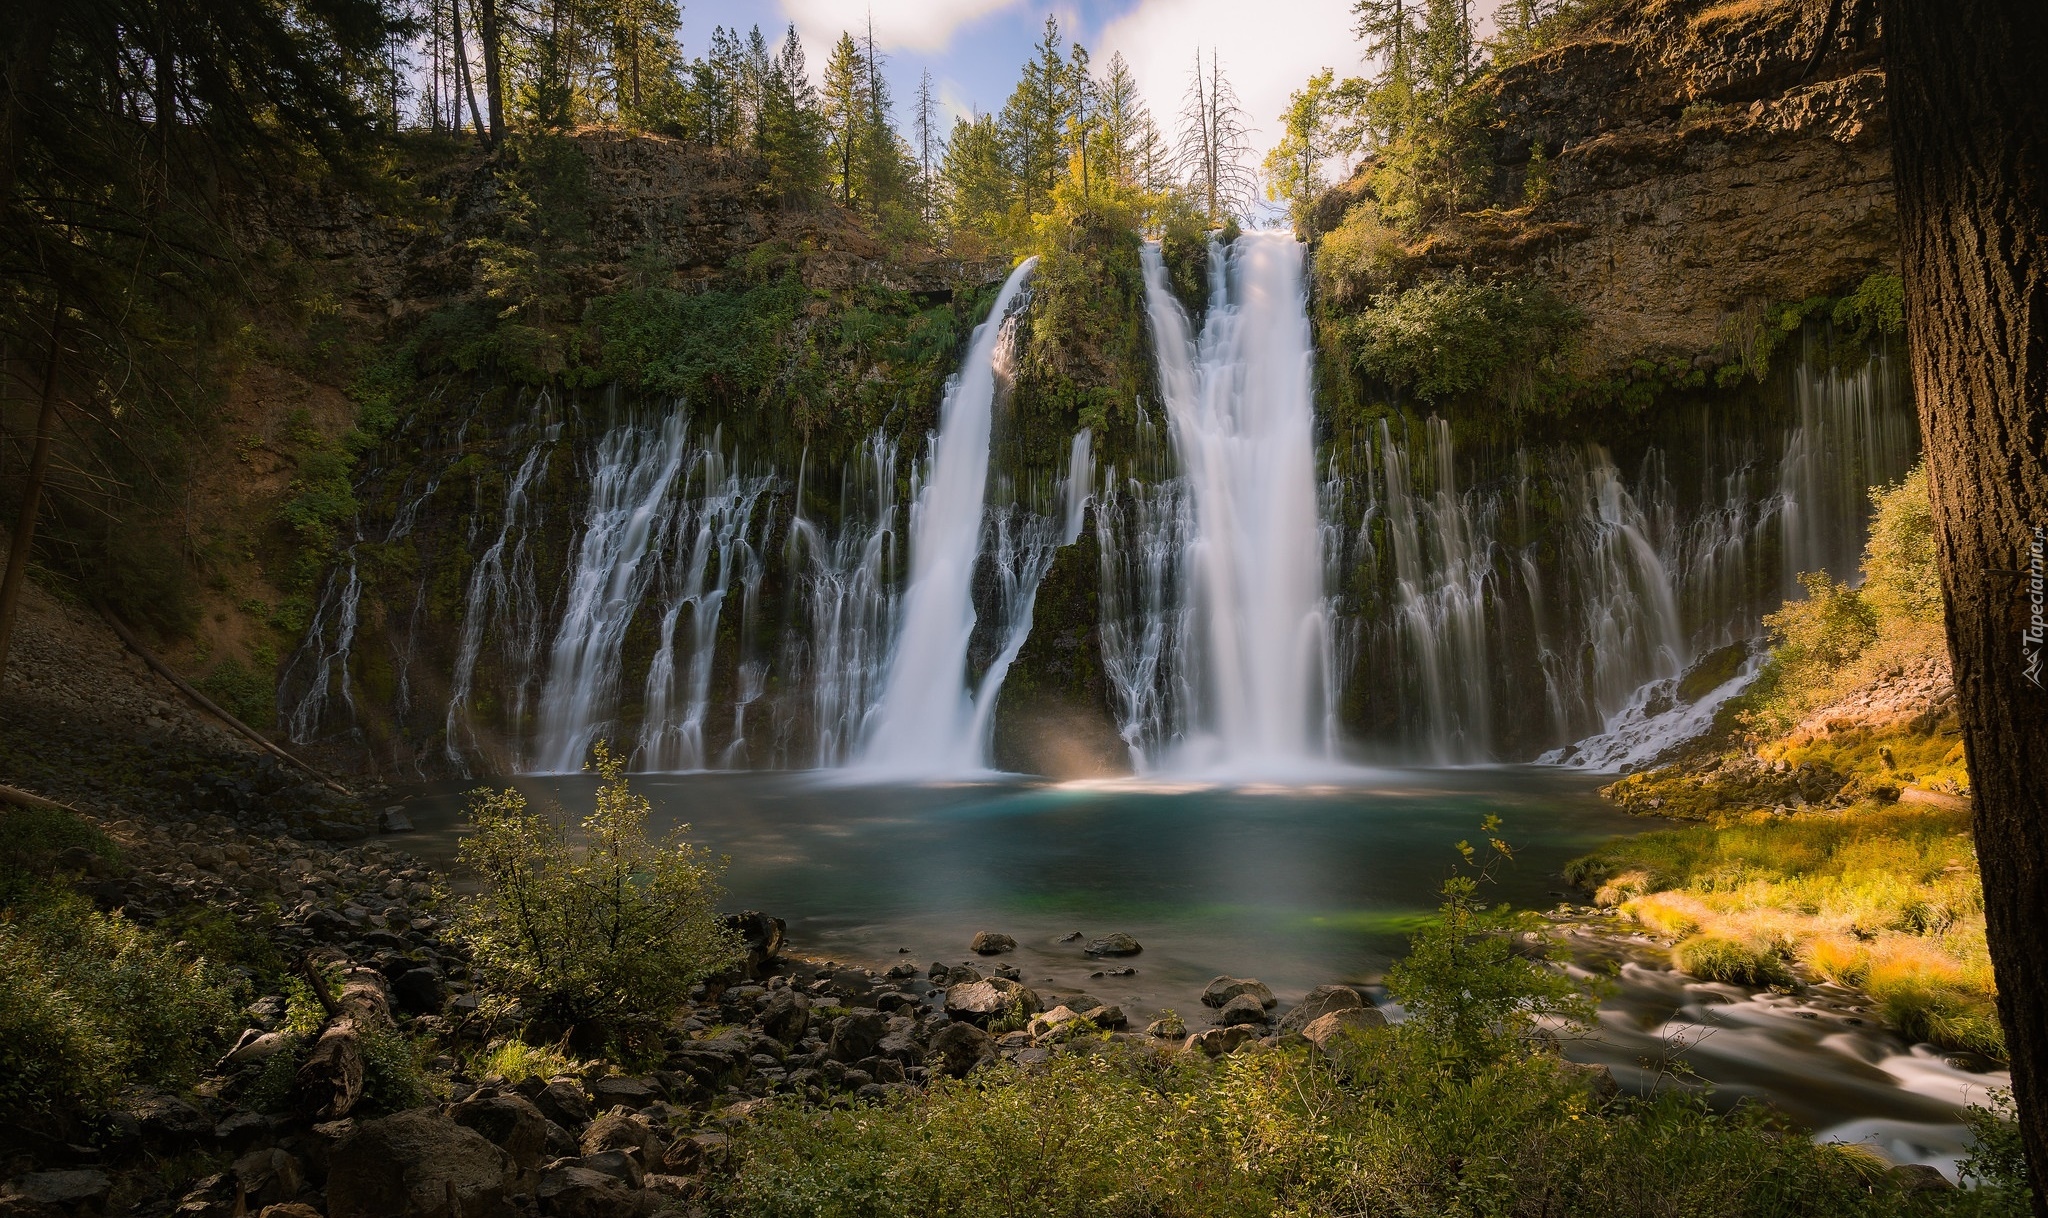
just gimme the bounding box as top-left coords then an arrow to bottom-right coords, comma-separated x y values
1096,0 -> 1358,167
780,0 -> 1028,53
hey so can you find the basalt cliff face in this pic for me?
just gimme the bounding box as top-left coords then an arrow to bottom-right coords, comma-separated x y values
1321,0 -> 1895,372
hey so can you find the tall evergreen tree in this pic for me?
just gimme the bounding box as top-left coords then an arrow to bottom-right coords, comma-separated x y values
1001,15 -> 1070,217
821,33 -> 865,206
758,24 -> 825,204
913,69 -> 942,223
1094,51 -> 1151,188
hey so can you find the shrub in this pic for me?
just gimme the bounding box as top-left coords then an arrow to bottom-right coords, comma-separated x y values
455,742 -> 742,1046
1340,272 -> 1581,406
0,804 -> 120,906
0,894 -> 235,1125
714,1010 -> 1942,1217
1831,271 -> 1907,348
1386,819 -> 1598,1067
1861,462 -> 1943,625
1672,934 -> 1796,987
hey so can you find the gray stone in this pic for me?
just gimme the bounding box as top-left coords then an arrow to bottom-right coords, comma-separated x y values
928,1022 -> 996,1077
448,1092 -> 550,1187
1277,984 -> 1364,1033
581,1112 -> 658,1160
1082,932 -> 1142,957
943,978 -> 1040,1024
758,989 -> 810,1044
1217,993 -> 1271,1025
232,1148 -> 303,1212
828,1011 -> 890,1062
6,1169 -> 112,1209
1182,1026 -> 1259,1056
588,1075 -> 659,1109
325,1109 -> 511,1218
536,1165 -> 651,1218
1301,1006 -> 1388,1048
970,931 -> 1017,955
1201,976 -> 1276,1008
534,1080 -> 594,1133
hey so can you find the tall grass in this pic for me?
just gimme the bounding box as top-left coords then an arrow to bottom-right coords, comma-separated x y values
714,1036 -> 1986,1217
1568,803 -> 2001,1055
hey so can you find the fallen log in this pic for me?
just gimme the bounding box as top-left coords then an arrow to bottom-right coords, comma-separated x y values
0,783 -> 82,815
295,960 -> 396,1122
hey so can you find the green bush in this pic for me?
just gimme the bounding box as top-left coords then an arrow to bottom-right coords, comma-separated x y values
0,805 -> 120,906
195,656 -> 278,730
0,894 -> 235,1125
1385,820 -> 1597,1069
1340,272 -> 1581,405
714,1019 -> 1948,1217
1832,272 -> 1907,348
1861,463 -> 1943,625
454,742 -> 742,1048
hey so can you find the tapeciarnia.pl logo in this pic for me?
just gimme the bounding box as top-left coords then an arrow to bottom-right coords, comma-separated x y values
2027,524 -> 2045,690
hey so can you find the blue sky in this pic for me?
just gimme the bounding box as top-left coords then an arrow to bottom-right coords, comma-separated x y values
674,0 -> 1364,166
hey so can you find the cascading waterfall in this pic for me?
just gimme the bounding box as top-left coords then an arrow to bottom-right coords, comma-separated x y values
782,437 -> 902,768
634,439 -> 774,772
445,430 -> 557,772
1132,234 -> 1333,772
854,258 -> 1038,776
533,414 -> 690,773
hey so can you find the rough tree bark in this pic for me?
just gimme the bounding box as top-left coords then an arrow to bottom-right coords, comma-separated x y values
0,317 -> 63,686
475,0 -> 505,147
1879,0 -> 2048,1206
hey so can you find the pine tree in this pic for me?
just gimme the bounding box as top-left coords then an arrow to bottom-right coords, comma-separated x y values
1067,43 -> 1098,198
941,111 -> 1015,244
1001,15 -> 1071,217
758,24 -> 826,205
1094,51 -> 1151,188
857,18 -> 911,214
821,33 -> 865,206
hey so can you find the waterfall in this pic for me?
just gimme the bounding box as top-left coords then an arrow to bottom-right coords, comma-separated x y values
783,436 -> 901,768
1135,234 -> 1333,773
532,414 -> 690,773
445,431 -> 556,772
855,258 -> 1038,776
633,438 -> 773,772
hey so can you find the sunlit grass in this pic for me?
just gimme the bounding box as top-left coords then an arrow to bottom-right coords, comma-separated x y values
1568,802 -> 2001,1056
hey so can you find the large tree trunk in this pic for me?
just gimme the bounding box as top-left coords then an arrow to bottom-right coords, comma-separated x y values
1879,0 -> 2048,1206
476,0 -> 505,147
0,322 -> 63,686
295,965 -> 395,1122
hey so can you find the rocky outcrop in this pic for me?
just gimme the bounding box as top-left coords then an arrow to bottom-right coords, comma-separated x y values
1322,0 -> 1896,372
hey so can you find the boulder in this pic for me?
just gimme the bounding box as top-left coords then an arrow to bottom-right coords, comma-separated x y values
969,931 -> 1017,955
943,978 -> 1040,1025
448,1092 -> 549,1187
758,990 -> 811,1044
581,1112 -> 659,1160
325,1109 -> 511,1218
391,969 -> 447,1015
570,1150 -> 645,1189
1217,993 -> 1271,1026
124,1092 -> 212,1147
721,911 -> 786,979
1182,1026 -> 1259,1056
223,1029 -> 292,1065
1082,933 -> 1142,957
1276,985 -> 1364,1033
828,1011 -> 890,1062
661,1131 -> 731,1175
4,1169 -> 112,1211
588,1076 -> 659,1109
1201,976 -> 1276,1009
1300,1006 -> 1387,1049
256,1205 -> 324,1218
1145,1013 -> 1187,1038
535,1165 -> 651,1218
1558,1060 -> 1620,1101
232,1148 -> 304,1212
533,1080 -> 594,1133
928,1022 -> 996,1077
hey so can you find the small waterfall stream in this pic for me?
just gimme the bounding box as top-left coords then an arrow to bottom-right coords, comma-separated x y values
854,258 -> 1038,777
